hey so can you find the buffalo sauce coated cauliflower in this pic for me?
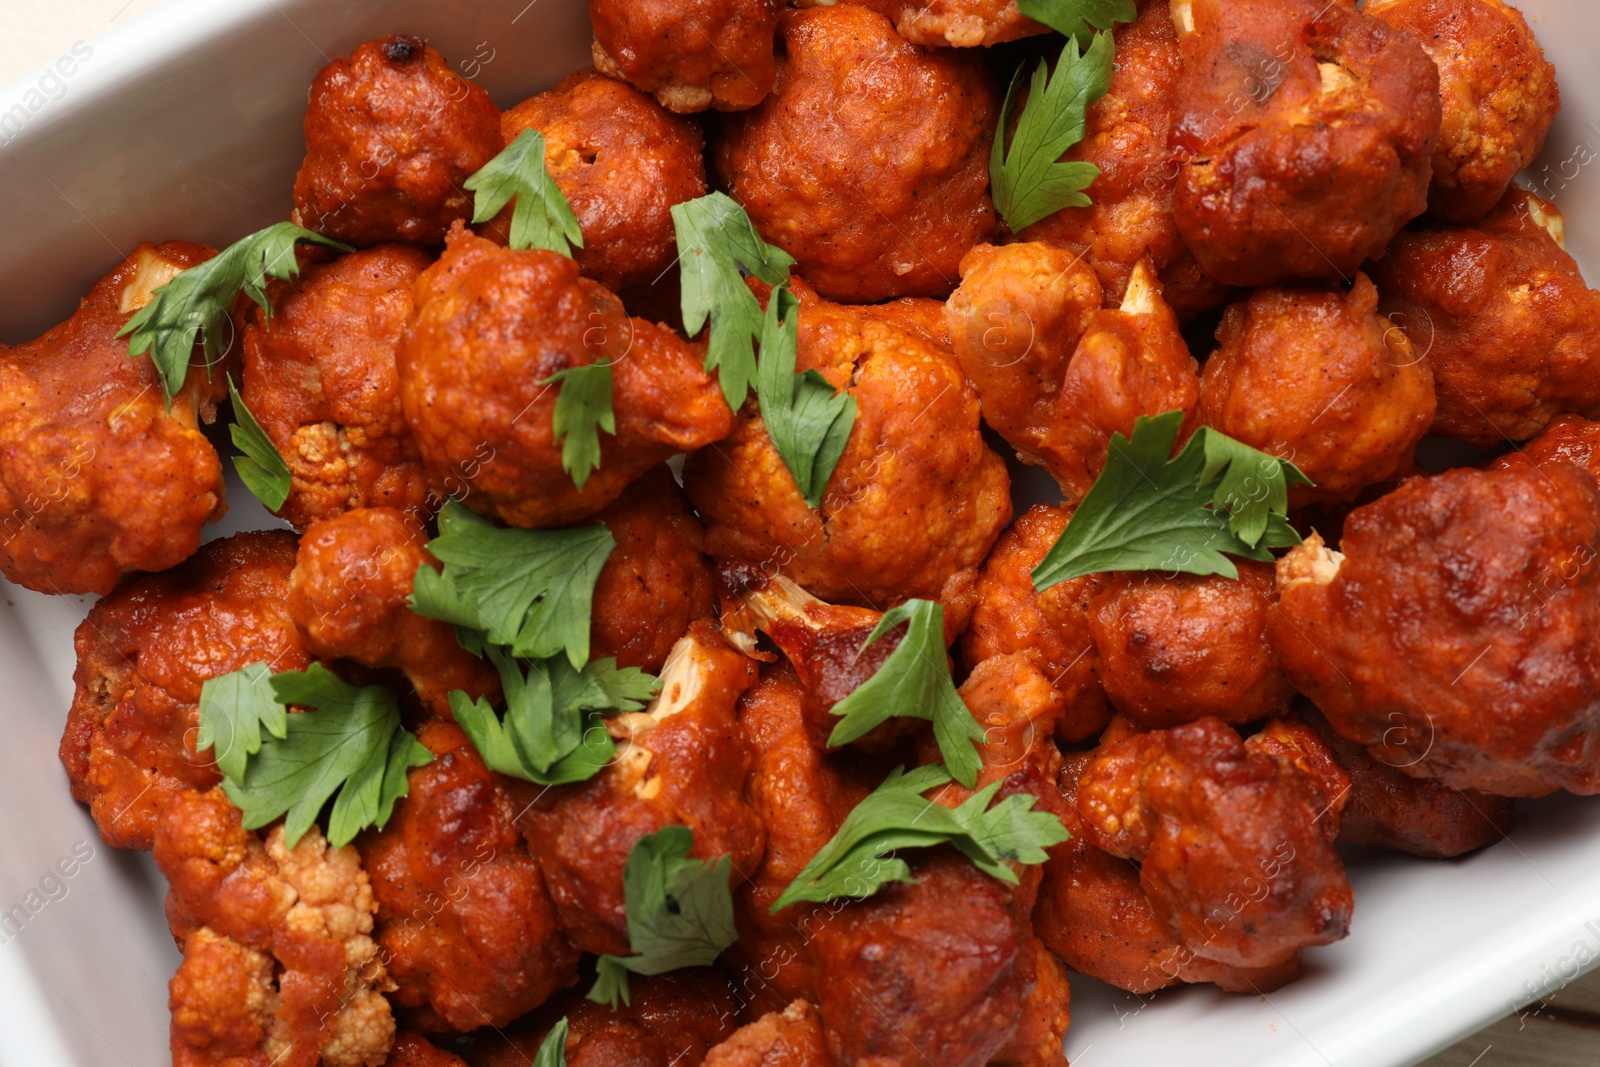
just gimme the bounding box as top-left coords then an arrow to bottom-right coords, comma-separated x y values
1496,414 -> 1600,478
155,789 -> 395,1067
59,531 -> 310,851
820,0 -> 1049,48
1170,0 -> 1441,285
293,36 -> 501,247
356,720 -> 579,1032
1368,0 -> 1560,223
1274,464 -> 1600,796
1198,274 -> 1437,503
1022,0 -> 1229,319
713,4 -> 997,301
686,278 -> 1011,609
589,0 -> 782,114
1369,190 -> 1600,445
396,226 -> 731,528
0,242 -> 226,595
241,245 -> 438,530
491,70 -> 707,292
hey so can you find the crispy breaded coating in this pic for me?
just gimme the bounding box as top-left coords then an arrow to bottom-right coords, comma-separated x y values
0,242 -> 226,595
1022,0 -> 1229,319
287,507 -> 496,717
1369,190 -> 1600,445
293,36 -> 501,246
1299,705 -> 1514,858
960,504 -> 1113,743
686,278 -> 1011,608
1170,0 -> 1441,285
397,226 -> 731,528
826,0 -> 1049,47
1274,464 -> 1600,796
156,789 -> 395,1067
591,467 -> 716,674
1076,717 -> 1353,969
590,0 -> 782,114
59,531 -> 309,851
1087,561 -> 1293,729
1199,274 -> 1436,503
1368,0 -> 1560,222
703,999 -> 831,1067
948,247 -> 1202,500
1496,414 -> 1600,478
241,245 -> 437,530
513,623 -> 763,955
713,5 -> 997,301
357,720 -> 578,1032
493,70 -> 706,291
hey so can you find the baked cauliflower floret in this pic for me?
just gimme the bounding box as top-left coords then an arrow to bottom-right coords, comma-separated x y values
493,69 -> 707,292
1076,717 -> 1353,969
293,35 -> 501,246
1370,190 -> 1600,445
384,1032 -> 468,1066
1021,0 -> 1228,319
590,0 -> 782,114
156,789 -> 395,1067
1171,0 -> 1441,285
1273,464 -> 1600,796
287,508 -> 497,718
0,242 -> 226,595
686,278 -> 1011,608
713,4 -> 997,301
59,531 -> 309,851
703,999 -> 831,1067
948,246 -> 1201,502
960,503 -> 1113,743
1368,0 -> 1560,222
1087,561 -> 1293,729
1198,274 -> 1437,503
1496,414 -> 1600,478
397,226 -> 732,529
241,244 -> 437,530
356,720 -> 579,1032
825,0 -> 1050,47
514,623 -> 763,955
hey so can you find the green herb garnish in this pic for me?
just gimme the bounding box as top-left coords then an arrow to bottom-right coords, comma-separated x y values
1017,0 -> 1136,43
466,128 -> 585,257
755,284 -> 856,508
225,376 -> 291,511
541,360 -> 615,489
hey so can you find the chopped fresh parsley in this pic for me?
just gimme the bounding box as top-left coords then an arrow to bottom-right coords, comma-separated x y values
408,499 -> 615,668
991,32 -> 1116,233
827,599 -> 984,789
589,826 -> 739,1008
449,647 -> 659,786
466,128 -> 585,257
1017,0 -> 1137,43
672,192 -> 796,410
755,284 -> 857,508
197,663 -> 431,849
773,765 -> 1069,910
542,360 -> 615,489
119,222 -> 350,404
533,1019 -> 568,1067
1031,411 -> 1310,590
225,376 -> 291,511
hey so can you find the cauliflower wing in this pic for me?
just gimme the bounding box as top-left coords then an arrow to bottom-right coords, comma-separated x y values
589,0 -> 782,113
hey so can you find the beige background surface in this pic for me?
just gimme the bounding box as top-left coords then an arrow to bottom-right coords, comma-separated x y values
2,3 -> 1596,1066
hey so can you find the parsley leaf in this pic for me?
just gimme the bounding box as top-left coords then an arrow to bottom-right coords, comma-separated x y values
533,1019 -> 568,1067
225,375 -> 291,511
449,648 -> 659,786
673,192 -> 796,410
773,765 -> 1070,910
1016,0 -> 1136,43
466,128 -> 585,257
827,599 -> 984,789
589,826 -> 739,1008
541,361 -> 615,489
991,32 -> 1116,233
201,663 -> 431,849
119,222 -> 350,405
196,663 -> 285,782
408,500 -> 615,668
755,284 -> 857,508
1031,411 -> 1309,590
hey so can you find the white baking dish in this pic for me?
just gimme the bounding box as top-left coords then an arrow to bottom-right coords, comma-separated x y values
2,1 -> 1599,1064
